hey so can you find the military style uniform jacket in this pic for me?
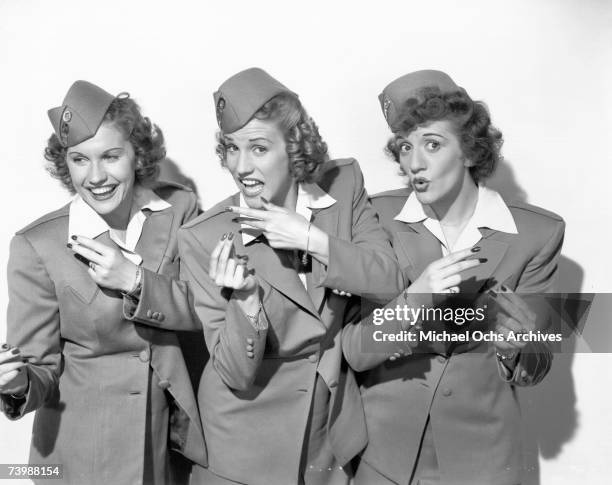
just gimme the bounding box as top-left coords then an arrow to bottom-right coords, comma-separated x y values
343,187 -> 565,485
1,182 -> 206,485
178,159 -> 403,485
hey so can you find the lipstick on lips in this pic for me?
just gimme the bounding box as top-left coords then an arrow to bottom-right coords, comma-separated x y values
411,177 -> 430,192
88,184 -> 118,201
239,177 -> 264,198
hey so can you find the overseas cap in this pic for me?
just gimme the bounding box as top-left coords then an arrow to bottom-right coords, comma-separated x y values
48,80 -> 116,148
379,70 -> 465,131
213,67 -> 296,134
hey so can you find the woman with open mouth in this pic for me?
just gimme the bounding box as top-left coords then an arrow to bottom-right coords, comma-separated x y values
178,67 -> 403,485
342,70 -> 565,485
0,80 -> 205,484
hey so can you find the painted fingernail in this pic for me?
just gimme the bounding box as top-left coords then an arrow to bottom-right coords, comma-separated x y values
471,246 -> 481,252
67,243 -> 73,249
71,235 -> 77,241
221,233 -> 227,240
11,348 -> 20,355
228,232 -> 234,241
260,197 -> 269,204
1,343 -> 8,350
500,285 -> 509,291
478,258 -> 488,263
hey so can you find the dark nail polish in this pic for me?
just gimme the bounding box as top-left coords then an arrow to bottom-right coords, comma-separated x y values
500,285 -> 509,291
67,243 -> 72,249
1,343 -> 9,350
11,348 -> 20,355
478,258 -> 488,263
221,233 -> 227,240
71,235 -> 77,241
471,246 -> 481,253
228,232 -> 235,241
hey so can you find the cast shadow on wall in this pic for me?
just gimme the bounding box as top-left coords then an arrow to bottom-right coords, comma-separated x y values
491,158 -> 581,485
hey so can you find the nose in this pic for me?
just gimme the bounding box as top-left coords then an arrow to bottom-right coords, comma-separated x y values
408,149 -> 426,174
87,161 -> 107,185
235,150 -> 253,176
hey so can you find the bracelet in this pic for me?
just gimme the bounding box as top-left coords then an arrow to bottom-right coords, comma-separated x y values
124,265 -> 143,297
301,222 -> 312,266
244,301 -> 264,329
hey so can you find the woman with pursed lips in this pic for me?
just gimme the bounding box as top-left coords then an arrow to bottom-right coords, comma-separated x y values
178,67 -> 403,485
0,81 -> 205,485
342,70 -> 565,485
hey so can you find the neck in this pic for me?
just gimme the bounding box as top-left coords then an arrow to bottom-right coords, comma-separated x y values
101,188 -> 136,231
279,181 -> 299,211
429,174 -> 479,226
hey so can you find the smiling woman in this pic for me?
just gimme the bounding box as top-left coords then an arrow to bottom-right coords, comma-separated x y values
0,81 -> 206,484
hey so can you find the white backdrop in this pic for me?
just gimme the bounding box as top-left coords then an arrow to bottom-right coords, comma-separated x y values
0,0 -> 611,483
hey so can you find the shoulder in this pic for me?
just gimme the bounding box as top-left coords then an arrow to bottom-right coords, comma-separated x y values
507,200 -> 565,235
370,187 -> 411,219
152,180 -> 196,204
180,193 -> 237,233
15,205 -> 70,239
317,158 -> 364,197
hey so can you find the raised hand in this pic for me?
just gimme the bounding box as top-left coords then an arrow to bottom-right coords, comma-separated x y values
68,236 -> 139,293
0,345 -> 28,396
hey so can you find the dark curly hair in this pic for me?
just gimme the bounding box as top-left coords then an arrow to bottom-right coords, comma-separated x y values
44,96 -> 166,194
385,88 -> 503,183
215,93 -> 328,183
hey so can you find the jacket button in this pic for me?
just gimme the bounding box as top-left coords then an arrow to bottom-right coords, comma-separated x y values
139,349 -> 150,363
437,356 -> 446,363
152,311 -> 160,319
442,388 -> 452,397
146,309 -> 153,318
157,313 -> 165,322
158,380 -> 171,390
329,381 -> 338,388
308,354 -> 318,363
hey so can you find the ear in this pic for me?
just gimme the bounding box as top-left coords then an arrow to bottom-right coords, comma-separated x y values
462,156 -> 475,168
135,157 -> 144,170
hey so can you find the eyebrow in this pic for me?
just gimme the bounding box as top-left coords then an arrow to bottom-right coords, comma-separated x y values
421,132 -> 448,139
249,137 -> 272,143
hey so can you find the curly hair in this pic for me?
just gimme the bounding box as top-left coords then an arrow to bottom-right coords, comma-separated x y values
385,88 -> 503,183
44,96 -> 166,193
215,93 -> 328,183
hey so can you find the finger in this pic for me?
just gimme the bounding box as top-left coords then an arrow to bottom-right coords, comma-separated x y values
70,243 -> 106,265
491,293 -> 530,323
227,206 -> 268,220
224,258 -> 237,287
260,198 -> 286,213
0,361 -> 26,376
496,291 -> 534,321
215,238 -> 234,285
438,274 -> 461,291
496,314 -> 524,334
71,236 -> 112,256
438,258 -> 482,279
209,238 -> 227,278
435,248 -> 476,270
236,218 -> 266,230
0,348 -> 21,364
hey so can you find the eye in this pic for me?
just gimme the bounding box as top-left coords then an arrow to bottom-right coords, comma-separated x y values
69,156 -> 87,165
424,140 -> 441,152
253,145 -> 268,155
103,154 -> 120,161
225,144 -> 238,153
398,142 -> 412,154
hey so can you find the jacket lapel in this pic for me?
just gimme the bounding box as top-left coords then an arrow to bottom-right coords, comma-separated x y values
136,210 -> 174,273
308,205 -> 339,315
393,222 -> 443,283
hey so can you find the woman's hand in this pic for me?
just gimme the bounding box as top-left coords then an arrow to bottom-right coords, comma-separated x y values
228,198 -> 330,265
68,236 -> 139,293
209,234 -> 259,315
0,346 -> 28,396
405,248 -> 485,294
489,288 -> 536,357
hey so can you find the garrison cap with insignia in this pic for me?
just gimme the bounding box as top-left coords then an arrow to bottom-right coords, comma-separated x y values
213,67 -> 297,134
48,80 -> 116,147
378,70 -> 468,132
